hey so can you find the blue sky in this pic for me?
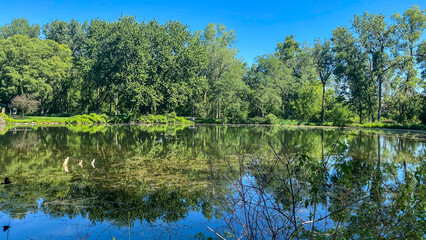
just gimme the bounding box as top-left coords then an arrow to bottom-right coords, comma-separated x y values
0,0 -> 425,65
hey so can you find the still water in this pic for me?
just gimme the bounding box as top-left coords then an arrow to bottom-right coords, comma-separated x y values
0,125 -> 424,239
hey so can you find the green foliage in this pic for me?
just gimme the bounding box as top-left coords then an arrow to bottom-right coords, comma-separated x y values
421,95 -> 426,124
326,102 -> 355,126
0,18 -> 40,38
0,113 -> 14,124
265,113 -> 277,124
65,114 -> 107,124
108,113 -> 192,125
354,122 -> 426,130
0,7 -> 425,126
0,34 -> 72,114
418,40 -> 426,80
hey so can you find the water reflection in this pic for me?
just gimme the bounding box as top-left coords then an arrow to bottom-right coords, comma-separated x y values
0,125 -> 424,239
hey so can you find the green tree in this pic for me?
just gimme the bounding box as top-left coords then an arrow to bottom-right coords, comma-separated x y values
0,35 -> 72,114
333,27 -> 375,123
245,56 -> 282,118
145,20 -> 207,115
197,23 -> 245,119
43,19 -> 87,56
392,5 -> 426,122
352,12 -> 396,122
0,18 -> 40,39
84,17 -> 149,114
418,40 -> 426,80
277,36 -> 320,120
313,39 -> 336,122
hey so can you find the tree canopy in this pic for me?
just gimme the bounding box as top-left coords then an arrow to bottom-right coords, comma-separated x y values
0,5 -> 425,124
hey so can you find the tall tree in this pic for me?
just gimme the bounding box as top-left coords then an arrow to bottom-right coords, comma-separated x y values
245,56 -> 282,118
352,12 -> 396,122
392,5 -> 426,122
198,23 -> 244,118
418,40 -> 426,80
333,27 -> 375,124
276,36 -> 320,120
85,17 -> 149,114
43,19 -> 87,57
313,39 -> 336,122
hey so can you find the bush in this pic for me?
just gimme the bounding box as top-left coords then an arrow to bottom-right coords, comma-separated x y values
65,114 -> 107,124
326,103 -> 354,126
166,112 -> 177,119
265,114 -> 277,124
0,113 -> 14,124
109,113 -> 192,125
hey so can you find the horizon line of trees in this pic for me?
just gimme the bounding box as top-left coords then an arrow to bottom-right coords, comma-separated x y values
0,5 -> 425,124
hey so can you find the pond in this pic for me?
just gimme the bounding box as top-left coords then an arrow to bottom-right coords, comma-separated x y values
0,125 -> 424,239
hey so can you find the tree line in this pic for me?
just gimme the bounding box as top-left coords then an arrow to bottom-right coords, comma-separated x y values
0,5 -> 425,124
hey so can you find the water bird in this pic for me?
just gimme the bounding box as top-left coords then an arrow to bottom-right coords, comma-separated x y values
2,225 -> 9,232
1,177 -> 11,185
78,160 -> 83,167
63,157 -> 69,166
63,157 -> 70,173
91,159 -> 96,168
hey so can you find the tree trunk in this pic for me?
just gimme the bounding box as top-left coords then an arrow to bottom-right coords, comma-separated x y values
20,81 -> 24,96
97,87 -> 101,114
282,93 -> 286,115
109,95 -> 112,115
40,100 -> 45,116
377,79 -> 382,122
114,96 -> 118,115
321,83 -> 325,122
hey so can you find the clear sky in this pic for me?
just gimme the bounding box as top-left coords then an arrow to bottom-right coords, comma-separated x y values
0,0 -> 425,65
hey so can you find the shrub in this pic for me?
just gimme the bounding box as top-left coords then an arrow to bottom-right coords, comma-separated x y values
108,113 -> 192,125
0,113 -> 14,124
327,103 -> 354,126
166,112 -> 177,119
65,114 -> 107,124
9,94 -> 40,115
265,114 -> 277,124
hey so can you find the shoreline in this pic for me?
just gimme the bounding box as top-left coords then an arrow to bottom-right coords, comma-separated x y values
2,121 -> 426,134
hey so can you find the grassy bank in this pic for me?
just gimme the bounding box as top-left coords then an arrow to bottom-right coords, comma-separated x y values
2,113 -> 425,130
194,117 -> 426,130
1,113 -> 192,125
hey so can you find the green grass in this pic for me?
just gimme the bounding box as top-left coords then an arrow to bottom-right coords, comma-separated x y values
4,113 -> 192,125
12,116 -> 70,123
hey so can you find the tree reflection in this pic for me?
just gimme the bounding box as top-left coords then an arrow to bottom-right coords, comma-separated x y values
0,125 -> 424,239
212,129 -> 425,239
